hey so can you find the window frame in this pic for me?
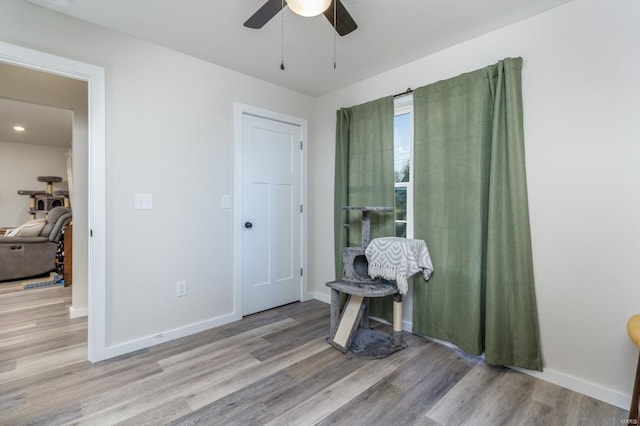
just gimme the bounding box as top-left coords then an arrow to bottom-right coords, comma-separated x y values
393,94 -> 414,239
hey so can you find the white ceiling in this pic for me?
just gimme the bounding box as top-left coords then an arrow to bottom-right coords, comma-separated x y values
0,98 -> 72,147
24,0 -> 576,96
0,61 -> 84,148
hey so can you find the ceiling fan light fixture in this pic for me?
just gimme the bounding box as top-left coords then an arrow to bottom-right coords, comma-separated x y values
287,0 -> 332,17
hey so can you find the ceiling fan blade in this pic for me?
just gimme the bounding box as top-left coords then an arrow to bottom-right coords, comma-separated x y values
323,0 -> 358,36
244,0 -> 286,29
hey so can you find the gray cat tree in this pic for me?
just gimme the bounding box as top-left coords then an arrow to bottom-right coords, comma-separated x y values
18,176 -> 69,220
326,206 -> 406,359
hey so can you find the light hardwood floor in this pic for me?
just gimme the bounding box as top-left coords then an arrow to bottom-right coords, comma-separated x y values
0,280 -> 628,425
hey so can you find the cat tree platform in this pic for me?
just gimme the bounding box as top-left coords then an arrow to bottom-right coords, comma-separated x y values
18,176 -> 66,219
326,279 -> 406,359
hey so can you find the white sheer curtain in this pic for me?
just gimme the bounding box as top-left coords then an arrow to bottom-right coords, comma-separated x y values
66,148 -> 73,209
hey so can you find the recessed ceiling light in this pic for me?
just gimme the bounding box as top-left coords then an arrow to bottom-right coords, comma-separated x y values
13,126 -> 26,132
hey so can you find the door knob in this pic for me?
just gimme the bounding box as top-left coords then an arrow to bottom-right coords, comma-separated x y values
244,221 -> 253,229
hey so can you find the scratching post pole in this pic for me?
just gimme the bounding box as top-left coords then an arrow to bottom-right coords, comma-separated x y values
28,194 -> 36,220
361,209 -> 371,247
393,293 -> 403,346
18,190 -> 46,220
55,190 -> 70,208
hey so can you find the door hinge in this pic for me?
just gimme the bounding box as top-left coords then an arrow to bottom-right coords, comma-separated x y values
300,267 -> 303,276
300,140 -> 303,150
90,229 -> 93,237
300,204 -> 303,213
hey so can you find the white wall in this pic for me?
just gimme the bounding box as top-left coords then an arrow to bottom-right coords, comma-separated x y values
0,1 -> 314,347
0,141 -> 68,226
310,0 -> 640,408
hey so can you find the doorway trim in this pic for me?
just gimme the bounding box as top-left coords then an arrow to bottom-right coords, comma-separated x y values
233,103 -> 310,316
0,42 -> 107,362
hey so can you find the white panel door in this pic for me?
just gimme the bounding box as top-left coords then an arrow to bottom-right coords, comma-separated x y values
241,114 -> 302,315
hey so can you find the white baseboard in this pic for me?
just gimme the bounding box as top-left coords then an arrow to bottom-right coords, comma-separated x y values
98,312 -> 242,361
69,306 -> 88,319
301,291 -> 315,302
512,367 -> 629,409
313,291 -> 331,304
401,318 -> 630,409
314,298 -> 630,410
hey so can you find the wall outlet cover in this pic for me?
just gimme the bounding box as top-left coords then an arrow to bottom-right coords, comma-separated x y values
176,281 -> 188,297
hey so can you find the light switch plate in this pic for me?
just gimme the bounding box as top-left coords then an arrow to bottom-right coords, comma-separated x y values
134,193 -> 153,210
221,194 -> 231,209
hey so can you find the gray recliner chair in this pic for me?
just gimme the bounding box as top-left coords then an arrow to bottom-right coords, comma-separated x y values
0,207 -> 72,282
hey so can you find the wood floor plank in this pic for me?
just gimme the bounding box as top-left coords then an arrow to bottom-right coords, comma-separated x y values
0,342 -> 87,385
0,334 -> 26,348
0,321 -> 85,352
319,341 -> 479,426
425,362 -> 510,424
0,321 -> 37,336
458,367 -> 538,425
0,282 -> 629,426
0,360 -> 16,374
168,373 -> 289,426
250,317 -> 328,361
71,338 -> 328,425
73,349 -> 264,423
185,337 -> 330,411
175,344 -> 369,425
73,322 -> 316,423
0,389 -> 25,412
562,389 -> 628,426
516,399 -> 568,426
264,342 -> 430,425
0,297 -> 68,314
16,402 -> 83,426
157,318 -> 296,370
113,398 -> 193,426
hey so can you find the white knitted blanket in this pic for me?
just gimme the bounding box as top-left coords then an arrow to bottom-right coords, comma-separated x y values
365,237 -> 433,295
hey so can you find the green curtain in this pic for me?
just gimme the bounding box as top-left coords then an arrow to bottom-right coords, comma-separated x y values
412,58 -> 542,371
334,97 -> 395,318
334,97 -> 395,278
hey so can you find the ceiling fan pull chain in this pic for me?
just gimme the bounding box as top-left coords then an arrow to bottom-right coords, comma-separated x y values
333,0 -> 337,69
280,0 -> 286,70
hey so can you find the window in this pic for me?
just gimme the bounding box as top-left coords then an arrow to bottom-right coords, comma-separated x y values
394,95 -> 413,238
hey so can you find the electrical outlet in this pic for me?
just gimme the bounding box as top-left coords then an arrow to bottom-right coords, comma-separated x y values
176,281 -> 188,297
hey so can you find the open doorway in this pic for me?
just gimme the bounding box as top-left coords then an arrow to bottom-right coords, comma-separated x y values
0,60 -> 86,303
0,41 -> 106,362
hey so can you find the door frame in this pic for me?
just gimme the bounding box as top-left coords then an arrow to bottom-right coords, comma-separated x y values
0,42 -> 107,362
233,103 -> 310,316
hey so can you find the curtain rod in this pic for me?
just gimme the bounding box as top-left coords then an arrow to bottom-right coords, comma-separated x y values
393,88 -> 413,98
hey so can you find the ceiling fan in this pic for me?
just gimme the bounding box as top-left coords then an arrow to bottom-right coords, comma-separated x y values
244,0 -> 358,36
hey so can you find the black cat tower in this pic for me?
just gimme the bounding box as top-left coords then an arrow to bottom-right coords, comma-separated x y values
326,206 -> 406,359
